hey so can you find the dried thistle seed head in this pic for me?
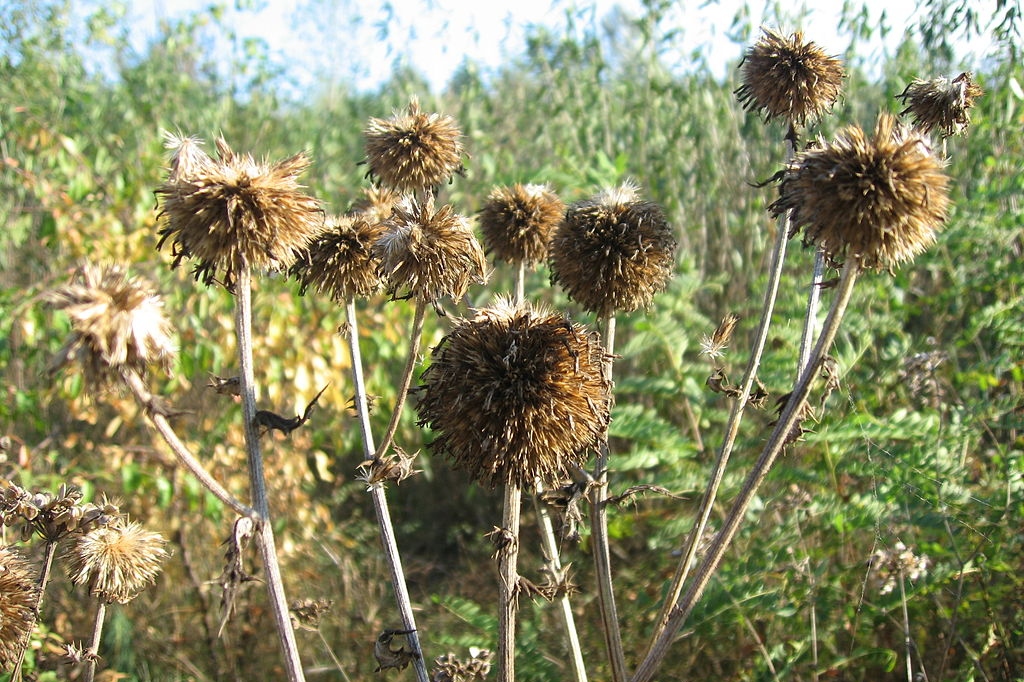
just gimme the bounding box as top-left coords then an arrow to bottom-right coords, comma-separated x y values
0,545 -> 38,669
289,214 -> 383,301
162,132 -> 215,183
699,313 -> 740,362
47,264 -> 176,388
897,72 -> 984,137
478,183 -> 565,266
772,112 -> 950,271
431,648 -> 493,682
67,519 -> 168,604
735,28 -> 845,127
364,97 -> 465,193
350,185 -> 402,225
416,299 -> 611,489
374,195 -> 487,304
156,136 -> 324,291
548,182 -> 676,316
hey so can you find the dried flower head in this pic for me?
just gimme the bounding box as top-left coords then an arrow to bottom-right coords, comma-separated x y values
735,28 -> 845,128
868,541 -> 930,595
163,132 -> 215,183
417,299 -> 611,488
350,185 -> 403,225
897,72 -> 984,137
1,482 -> 119,543
431,648 -> 493,682
771,112 -> 950,271
364,97 -> 465,193
156,136 -> 324,290
67,519 -> 168,604
699,313 -> 740,362
478,183 -> 565,266
548,182 -> 676,316
0,545 -> 38,669
289,214 -> 383,301
47,264 -> 176,388
375,196 -> 487,304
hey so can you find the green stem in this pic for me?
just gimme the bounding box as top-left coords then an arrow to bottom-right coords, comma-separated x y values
632,263 -> 860,682
345,299 -> 429,682
590,314 -> 627,682
234,264 -> 305,682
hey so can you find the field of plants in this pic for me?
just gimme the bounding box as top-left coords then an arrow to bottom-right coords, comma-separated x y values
1,1 -> 1022,680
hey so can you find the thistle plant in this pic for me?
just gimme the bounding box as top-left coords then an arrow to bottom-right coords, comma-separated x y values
156,134 -> 324,681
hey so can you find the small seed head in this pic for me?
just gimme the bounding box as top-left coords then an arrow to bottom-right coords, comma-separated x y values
0,545 -> 38,669
289,214 -> 384,301
156,136 -> 324,290
364,97 -> 465,193
772,112 -> 950,271
478,184 -> 564,266
549,182 -> 676,316
48,264 -> 176,389
67,519 -> 168,604
735,28 -> 845,128
897,72 -> 984,137
374,196 -> 487,304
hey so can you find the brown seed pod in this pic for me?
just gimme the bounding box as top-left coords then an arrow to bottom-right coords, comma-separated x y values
896,72 -> 984,137
478,183 -> 564,266
350,185 -> 403,225
47,263 -> 176,389
0,545 -> 38,669
289,214 -> 384,301
735,28 -> 845,128
417,299 -> 611,489
67,519 -> 168,604
548,183 -> 676,317
374,196 -> 487,304
156,136 -> 324,291
364,97 -> 465,193
772,112 -> 950,271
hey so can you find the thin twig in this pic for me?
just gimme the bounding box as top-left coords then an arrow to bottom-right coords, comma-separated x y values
82,601 -> 107,682
119,369 -> 254,518
234,264 -> 305,682
497,484 -> 522,682
10,539 -> 59,681
345,298 -> 430,682
589,314 -> 628,682
373,299 -> 427,459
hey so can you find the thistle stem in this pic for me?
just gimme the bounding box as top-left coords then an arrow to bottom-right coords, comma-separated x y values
234,264 -> 305,682
373,299 -> 427,459
590,314 -> 628,682
646,144 -> 796,651
497,484 -> 522,682
82,601 -> 107,682
119,368 -> 254,518
632,263 -> 860,682
10,539 -> 58,682
345,298 -> 429,682
797,249 -> 827,374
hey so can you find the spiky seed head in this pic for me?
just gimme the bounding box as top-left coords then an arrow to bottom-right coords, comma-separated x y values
735,28 -> 845,127
374,196 -> 487,304
47,263 -> 176,389
289,214 -> 384,301
478,184 -> 564,266
350,185 -> 403,225
67,519 -> 168,604
417,299 -> 611,489
548,182 -> 676,317
772,112 -> 950,271
0,546 -> 38,669
364,97 -> 465,193
896,72 -> 984,137
431,648 -> 493,681
162,132 -> 215,183
155,136 -> 324,291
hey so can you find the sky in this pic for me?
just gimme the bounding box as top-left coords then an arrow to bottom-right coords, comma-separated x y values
120,0 -> 990,94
